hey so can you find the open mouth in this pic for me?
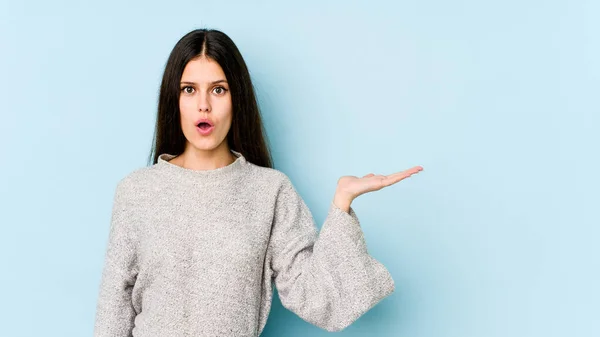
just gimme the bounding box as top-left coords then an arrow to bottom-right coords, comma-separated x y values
197,122 -> 212,130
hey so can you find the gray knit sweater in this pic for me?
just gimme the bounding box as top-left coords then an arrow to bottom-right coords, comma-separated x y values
94,150 -> 395,336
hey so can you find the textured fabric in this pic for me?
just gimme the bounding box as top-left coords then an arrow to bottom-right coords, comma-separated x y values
94,150 -> 395,336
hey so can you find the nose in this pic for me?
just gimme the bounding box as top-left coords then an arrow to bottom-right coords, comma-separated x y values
196,91 -> 211,112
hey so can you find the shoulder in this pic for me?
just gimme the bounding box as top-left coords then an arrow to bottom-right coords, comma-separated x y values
246,162 -> 291,183
243,162 -> 296,192
113,164 -> 161,196
242,163 -> 304,205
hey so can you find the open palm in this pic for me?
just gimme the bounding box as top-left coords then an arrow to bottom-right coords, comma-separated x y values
337,165 -> 424,200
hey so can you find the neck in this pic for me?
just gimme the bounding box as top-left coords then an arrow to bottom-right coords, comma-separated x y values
172,143 -> 237,171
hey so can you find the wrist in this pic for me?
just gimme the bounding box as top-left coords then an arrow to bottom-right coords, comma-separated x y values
333,191 -> 353,213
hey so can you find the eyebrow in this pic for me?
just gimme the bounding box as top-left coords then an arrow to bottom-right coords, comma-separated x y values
180,80 -> 228,86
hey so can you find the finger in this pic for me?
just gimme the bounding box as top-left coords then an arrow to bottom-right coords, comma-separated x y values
384,166 -> 423,185
362,173 -> 375,178
390,166 -> 423,179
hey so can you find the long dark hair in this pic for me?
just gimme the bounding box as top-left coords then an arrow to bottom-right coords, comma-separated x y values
148,28 -> 273,168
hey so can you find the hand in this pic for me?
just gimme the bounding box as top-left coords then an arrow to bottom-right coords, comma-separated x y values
333,166 -> 424,212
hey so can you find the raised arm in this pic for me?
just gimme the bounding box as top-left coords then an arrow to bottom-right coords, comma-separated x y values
266,175 -> 395,332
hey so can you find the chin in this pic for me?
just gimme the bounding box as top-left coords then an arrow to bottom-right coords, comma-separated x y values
187,138 -> 227,152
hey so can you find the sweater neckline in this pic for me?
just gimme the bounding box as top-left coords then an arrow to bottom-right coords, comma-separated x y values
156,149 -> 246,180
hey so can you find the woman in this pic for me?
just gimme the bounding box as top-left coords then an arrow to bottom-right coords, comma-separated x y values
94,28 -> 423,337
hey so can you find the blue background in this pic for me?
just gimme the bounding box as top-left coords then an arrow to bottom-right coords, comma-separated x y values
1,0 -> 598,336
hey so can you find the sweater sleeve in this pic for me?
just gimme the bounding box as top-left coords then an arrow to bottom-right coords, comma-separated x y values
266,175 -> 395,332
94,181 -> 139,337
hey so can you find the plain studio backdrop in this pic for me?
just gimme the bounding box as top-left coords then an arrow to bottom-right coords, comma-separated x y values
1,1 -> 598,336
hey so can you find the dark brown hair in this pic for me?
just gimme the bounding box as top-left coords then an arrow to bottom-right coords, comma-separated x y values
148,28 -> 273,168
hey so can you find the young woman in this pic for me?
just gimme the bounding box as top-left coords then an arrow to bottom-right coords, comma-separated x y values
94,28 -> 423,337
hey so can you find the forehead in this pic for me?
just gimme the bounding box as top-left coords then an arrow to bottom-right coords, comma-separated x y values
181,57 -> 226,82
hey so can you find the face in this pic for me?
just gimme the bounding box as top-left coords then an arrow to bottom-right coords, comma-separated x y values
179,56 -> 232,154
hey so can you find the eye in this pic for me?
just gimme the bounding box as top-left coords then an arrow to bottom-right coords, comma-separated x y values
181,86 -> 195,94
213,86 -> 228,95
